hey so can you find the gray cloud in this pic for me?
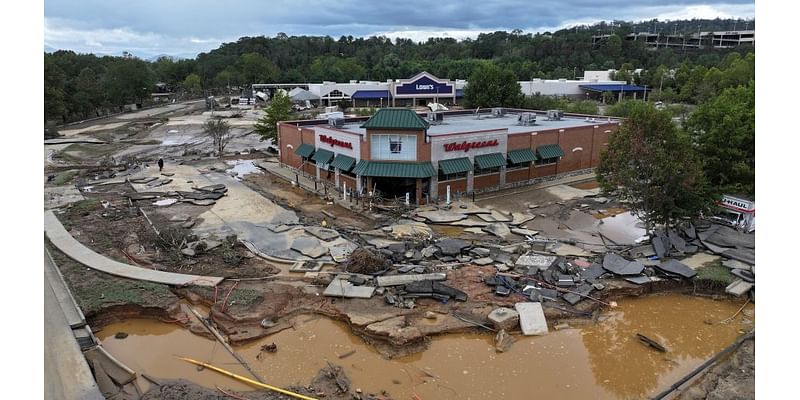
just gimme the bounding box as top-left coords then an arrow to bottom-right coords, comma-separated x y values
44,0 -> 754,58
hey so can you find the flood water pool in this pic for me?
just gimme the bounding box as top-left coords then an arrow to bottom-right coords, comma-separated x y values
97,294 -> 753,399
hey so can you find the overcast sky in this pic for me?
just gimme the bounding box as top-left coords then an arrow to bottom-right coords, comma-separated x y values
44,0 -> 755,59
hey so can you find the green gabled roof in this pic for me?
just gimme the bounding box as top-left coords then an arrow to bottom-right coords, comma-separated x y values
351,160 -> 436,178
295,143 -> 315,158
329,154 -> 356,171
438,157 -> 472,175
507,148 -> 538,164
474,153 -> 505,169
536,144 -> 565,159
311,148 -> 334,164
360,108 -> 430,130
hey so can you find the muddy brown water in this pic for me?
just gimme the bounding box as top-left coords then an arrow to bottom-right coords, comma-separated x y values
97,294 -> 753,399
570,180 -> 600,190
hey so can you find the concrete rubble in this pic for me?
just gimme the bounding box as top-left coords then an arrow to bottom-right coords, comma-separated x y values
515,302 -> 549,336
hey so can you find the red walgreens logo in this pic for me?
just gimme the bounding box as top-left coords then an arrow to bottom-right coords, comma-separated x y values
443,139 -> 499,152
320,135 -> 353,149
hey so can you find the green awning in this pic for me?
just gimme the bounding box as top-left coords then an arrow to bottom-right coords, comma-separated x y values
438,157 -> 472,175
295,143 -> 315,158
536,144 -> 565,159
329,154 -> 356,171
311,148 -> 334,164
360,108 -> 430,130
474,153 -> 505,169
351,160 -> 436,178
507,148 -> 537,164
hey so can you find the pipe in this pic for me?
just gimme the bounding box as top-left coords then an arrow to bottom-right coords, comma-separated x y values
650,331 -> 754,400
176,356 -> 318,400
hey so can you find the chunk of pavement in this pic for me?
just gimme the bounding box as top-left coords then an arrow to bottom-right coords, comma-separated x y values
464,227 -> 484,234
147,178 -> 173,188
516,254 -> 558,272
289,261 -> 324,272
471,247 -> 491,257
153,198 -> 178,207
416,211 -> 467,223
494,329 -> 515,353
629,244 -> 657,258
388,220 -> 433,239
436,238 -> 469,256
290,236 -> 328,258
447,218 -> 490,227
180,220 -> 195,229
668,230 -> 687,252
483,222 -> 512,238
624,275 -> 654,285
652,236 -> 667,259
580,263 -> 606,282
169,213 -> 191,222
730,268 -> 755,283
403,280 -> 468,301
129,176 -> 158,184
304,226 -> 340,241
655,259 -> 697,279
199,239 -> 222,251
515,302 -> 549,336
421,245 -> 437,258
488,209 -> 513,222
488,307 -> 520,331
602,253 -> 645,276
683,223 -> 697,239
269,224 -> 293,233
180,248 -> 195,257
511,228 -> 539,237
194,184 -> 227,193
722,259 -> 752,271
556,274 -> 576,287
177,191 -> 225,200
329,242 -> 358,263
725,279 -> 754,296
509,212 -> 535,226
180,199 -> 216,206
365,237 -> 403,249
323,277 -> 375,299
376,273 -> 447,287
474,257 -> 494,266
562,284 -> 594,305
720,248 -> 756,266
476,213 -> 497,223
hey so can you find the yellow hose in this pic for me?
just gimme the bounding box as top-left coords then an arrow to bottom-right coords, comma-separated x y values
176,356 -> 318,400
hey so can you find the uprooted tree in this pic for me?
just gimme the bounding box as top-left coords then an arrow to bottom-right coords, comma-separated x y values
204,118 -> 231,156
596,102 -> 711,230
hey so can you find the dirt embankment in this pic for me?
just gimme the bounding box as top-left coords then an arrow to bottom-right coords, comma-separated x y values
678,337 -> 755,400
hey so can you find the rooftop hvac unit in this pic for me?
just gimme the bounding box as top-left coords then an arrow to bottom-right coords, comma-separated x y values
328,118 -> 345,128
492,108 -> 506,117
427,112 -> 444,124
546,110 -> 564,120
518,112 -> 536,126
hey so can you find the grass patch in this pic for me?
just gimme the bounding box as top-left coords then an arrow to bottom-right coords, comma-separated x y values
73,279 -> 174,312
695,260 -> 735,285
51,169 -> 78,185
71,198 -> 102,212
190,286 -> 262,307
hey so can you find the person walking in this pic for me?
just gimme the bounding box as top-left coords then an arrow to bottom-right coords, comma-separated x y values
157,158 -> 164,172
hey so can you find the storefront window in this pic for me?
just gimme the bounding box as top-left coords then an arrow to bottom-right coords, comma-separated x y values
507,161 -> 531,170
474,164 -> 501,176
535,157 -> 559,166
438,169 -> 468,181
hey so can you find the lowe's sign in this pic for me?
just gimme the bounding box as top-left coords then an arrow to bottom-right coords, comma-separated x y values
396,76 -> 453,96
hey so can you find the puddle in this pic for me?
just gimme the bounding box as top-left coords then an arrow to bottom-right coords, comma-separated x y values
597,211 -> 648,245
430,225 -> 467,238
226,159 -> 264,180
98,294 -> 752,399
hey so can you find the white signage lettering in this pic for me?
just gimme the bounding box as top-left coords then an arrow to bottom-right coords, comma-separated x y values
416,84 -> 435,91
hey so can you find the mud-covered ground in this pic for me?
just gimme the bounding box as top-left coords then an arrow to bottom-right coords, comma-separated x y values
678,335 -> 755,400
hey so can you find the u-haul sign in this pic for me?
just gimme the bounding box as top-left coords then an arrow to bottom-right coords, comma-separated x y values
719,195 -> 754,213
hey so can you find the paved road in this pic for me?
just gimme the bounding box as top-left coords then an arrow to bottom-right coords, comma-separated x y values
44,250 -> 104,400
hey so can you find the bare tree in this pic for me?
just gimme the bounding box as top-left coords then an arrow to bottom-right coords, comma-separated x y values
204,118 -> 232,156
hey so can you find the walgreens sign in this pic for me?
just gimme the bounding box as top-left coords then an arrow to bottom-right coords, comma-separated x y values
443,139 -> 499,152
319,135 -> 353,149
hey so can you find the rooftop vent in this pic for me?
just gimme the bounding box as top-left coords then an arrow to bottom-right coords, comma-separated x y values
328,118 -> 345,128
427,112 -> 444,124
518,112 -> 537,126
546,110 -> 564,121
492,108 -> 506,117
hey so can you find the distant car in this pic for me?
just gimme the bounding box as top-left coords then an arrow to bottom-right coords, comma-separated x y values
654,101 -> 665,110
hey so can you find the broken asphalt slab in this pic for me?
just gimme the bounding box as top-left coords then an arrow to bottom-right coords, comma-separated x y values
323,276 -> 376,299
376,273 -> 447,287
416,211 -> 467,223
602,253 -> 645,276
483,222 -> 512,238
436,238 -> 469,256
655,259 -> 697,279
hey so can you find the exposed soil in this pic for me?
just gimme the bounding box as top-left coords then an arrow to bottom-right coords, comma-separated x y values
140,363 -> 363,400
678,336 -> 755,400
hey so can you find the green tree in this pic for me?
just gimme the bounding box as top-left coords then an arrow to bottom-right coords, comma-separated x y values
239,53 -> 280,83
463,63 -> 523,108
44,55 -> 67,122
686,82 -> 755,195
604,99 -> 643,117
597,102 -> 710,229
103,57 -> 155,105
254,91 -> 291,143
183,73 -> 202,94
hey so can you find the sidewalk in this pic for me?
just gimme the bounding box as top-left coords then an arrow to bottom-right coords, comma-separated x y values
45,210 -> 224,287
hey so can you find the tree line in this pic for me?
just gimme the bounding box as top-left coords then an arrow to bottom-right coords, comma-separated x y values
45,18 -> 754,124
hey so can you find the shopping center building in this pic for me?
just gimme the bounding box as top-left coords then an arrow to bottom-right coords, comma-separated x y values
277,108 -> 620,204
